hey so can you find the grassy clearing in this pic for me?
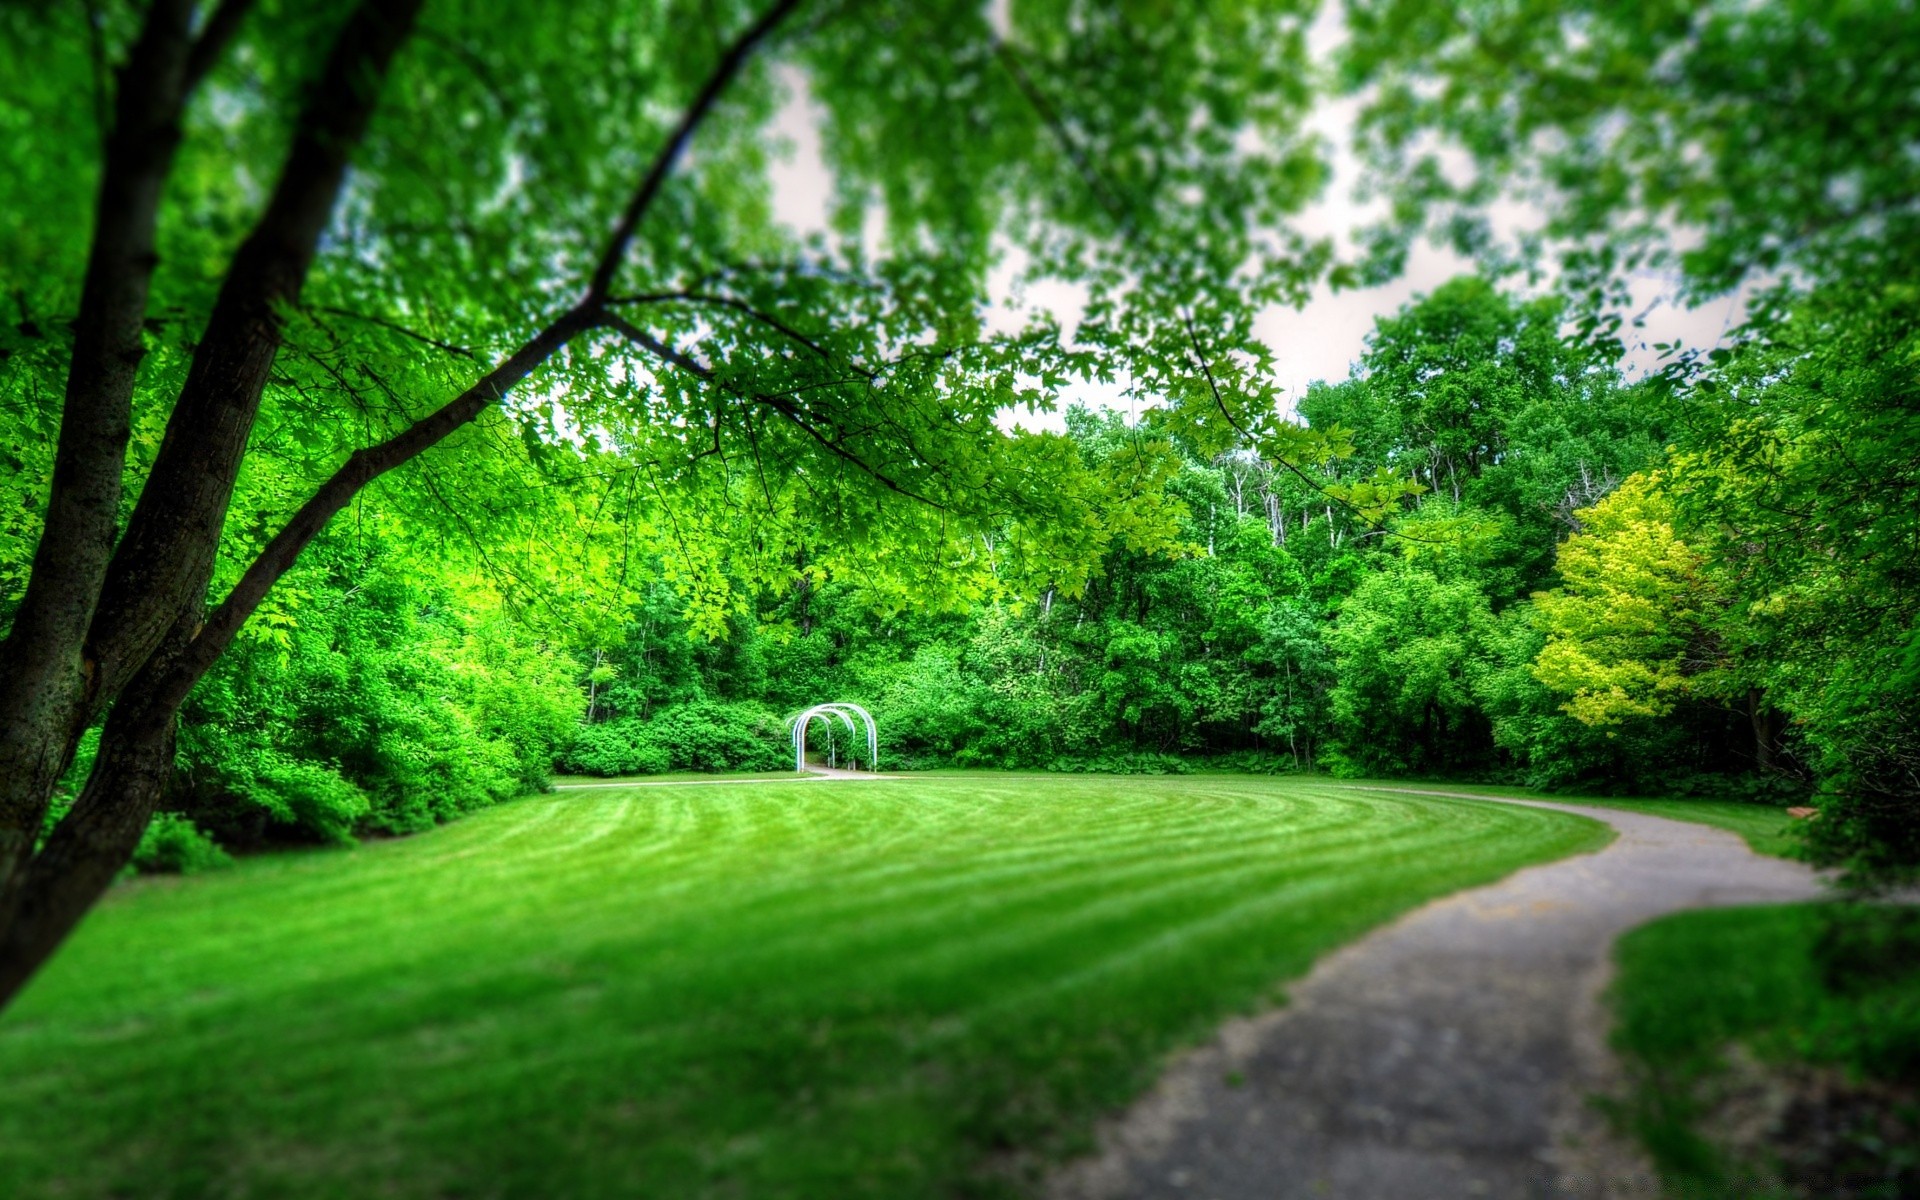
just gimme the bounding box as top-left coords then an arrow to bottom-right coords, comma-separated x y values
1608,903 -> 1920,1197
0,773 -> 1606,1200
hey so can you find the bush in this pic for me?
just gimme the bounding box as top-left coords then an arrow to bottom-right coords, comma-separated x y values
1046,752 -> 1191,775
559,702 -> 788,777
130,813 -> 233,875
561,721 -> 672,776
646,701 -> 790,772
1201,750 -> 1300,775
246,756 -> 371,844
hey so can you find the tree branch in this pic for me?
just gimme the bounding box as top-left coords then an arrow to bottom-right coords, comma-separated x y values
85,0 -> 424,714
0,0 -> 200,871
585,0 -> 804,300
308,303 -> 475,359
611,289 -> 871,378
600,314 -> 944,508
156,306 -> 601,710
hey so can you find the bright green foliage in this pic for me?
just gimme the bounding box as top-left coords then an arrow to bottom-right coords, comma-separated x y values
1326,564 -> 1493,775
1662,285 -> 1920,886
1609,904 -> 1920,1196
127,815 -> 232,876
1531,474 -> 1716,727
560,701 -> 790,776
0,0 -> 1371,642
175,531 -> 580,844
553,279 -> 1787,799
1342,0 -> 1920,306
1300,276 -> 1663,599
0,774 -> 1606,1199
1337,0 -> 1920,875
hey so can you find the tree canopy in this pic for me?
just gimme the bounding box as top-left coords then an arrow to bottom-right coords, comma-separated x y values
1,0 -> 1916,1008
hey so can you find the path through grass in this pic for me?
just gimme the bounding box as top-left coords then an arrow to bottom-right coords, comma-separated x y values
0,773 -> 1607,1199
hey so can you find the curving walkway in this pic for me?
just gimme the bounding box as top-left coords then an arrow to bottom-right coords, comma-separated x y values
1048,788 -> 1826,1200
551,766 -> 898,789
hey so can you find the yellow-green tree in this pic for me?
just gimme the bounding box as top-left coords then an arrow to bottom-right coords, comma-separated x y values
1531,474 -> 1722,728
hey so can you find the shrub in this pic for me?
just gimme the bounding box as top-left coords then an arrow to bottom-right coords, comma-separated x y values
561,721 -> 672,776
1046,752 -> 1191,776
645,701 -> 789,772
130,814 -> 233,875
559,702 -> 788,777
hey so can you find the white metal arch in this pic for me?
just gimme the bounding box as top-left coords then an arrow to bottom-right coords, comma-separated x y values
788,703 -> 878,772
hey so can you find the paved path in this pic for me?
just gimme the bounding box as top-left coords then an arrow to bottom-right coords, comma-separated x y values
551,766 -> 897,790
1048,788 -> 1826,1200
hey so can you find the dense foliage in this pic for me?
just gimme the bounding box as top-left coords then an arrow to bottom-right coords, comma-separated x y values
556,278 -> 1785,796
0,0 -> 1912,945
75,266 -> 1906,892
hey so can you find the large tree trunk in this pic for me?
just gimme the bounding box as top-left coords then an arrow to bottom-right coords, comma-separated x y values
0,0 -> 209,906
85,0 -> 423,713
0,693 -> 180,1003
0,0 -> 416,1010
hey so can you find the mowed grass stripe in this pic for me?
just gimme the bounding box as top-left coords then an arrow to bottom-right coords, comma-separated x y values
0,773 -> 1608,1200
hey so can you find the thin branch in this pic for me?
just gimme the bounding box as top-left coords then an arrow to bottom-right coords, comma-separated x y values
307,303 -> 475,359
1183,313 -> 1433,544
992,40 -> 1129,229
1184,312 -> 1253,443
586,0 -> 804,299
599,314 -> 944,509
610,289 -> 873,379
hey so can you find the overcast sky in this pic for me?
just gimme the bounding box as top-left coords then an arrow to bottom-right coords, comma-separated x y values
762,16 -> 1745,433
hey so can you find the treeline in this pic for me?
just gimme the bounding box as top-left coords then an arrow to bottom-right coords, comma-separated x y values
569,270 -> 1920,889
568,278 -> 1773,790
27,273 -> 1911,887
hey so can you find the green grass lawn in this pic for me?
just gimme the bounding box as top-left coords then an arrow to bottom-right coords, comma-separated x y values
1608,903 -> 1920,1197
1324,780 -> 1802,859
549,770 -> 805,787
1569,799 -> 1801,858
0,773 -> 1608,1200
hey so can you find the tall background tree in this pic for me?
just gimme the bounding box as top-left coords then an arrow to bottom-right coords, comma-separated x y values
1344,0 -> 1920,883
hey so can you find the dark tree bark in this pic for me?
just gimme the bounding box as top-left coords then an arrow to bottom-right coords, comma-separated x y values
0,0 -> 416,999
0,0 -> 217,913
0,652 -> 184,1004
85,0 -> 424,713
1749,686 -> 1777,772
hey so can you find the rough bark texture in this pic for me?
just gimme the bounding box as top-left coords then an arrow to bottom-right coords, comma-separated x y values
0,0 -> 418,1007
0,0 -> 200,903
0,696 -> 180,1006
85,0 -> 424,712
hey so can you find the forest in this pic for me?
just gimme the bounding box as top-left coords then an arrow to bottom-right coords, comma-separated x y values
17,266 -> 1908,895
0,0 -> 1909,960
2,2 -> 1917,1196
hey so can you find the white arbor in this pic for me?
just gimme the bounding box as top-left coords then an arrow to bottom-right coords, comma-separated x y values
788,703 -> 878,772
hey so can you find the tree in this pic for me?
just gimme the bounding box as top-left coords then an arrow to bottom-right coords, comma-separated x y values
1345,0 -> 1920,877
1341,0 -> 1920,308
1300,276 -> 1661,600
0,0 -> 1356,1004
1530,474 -> 1716,728
1666,286 -> 1920,885
1326,562 -> 1495,775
